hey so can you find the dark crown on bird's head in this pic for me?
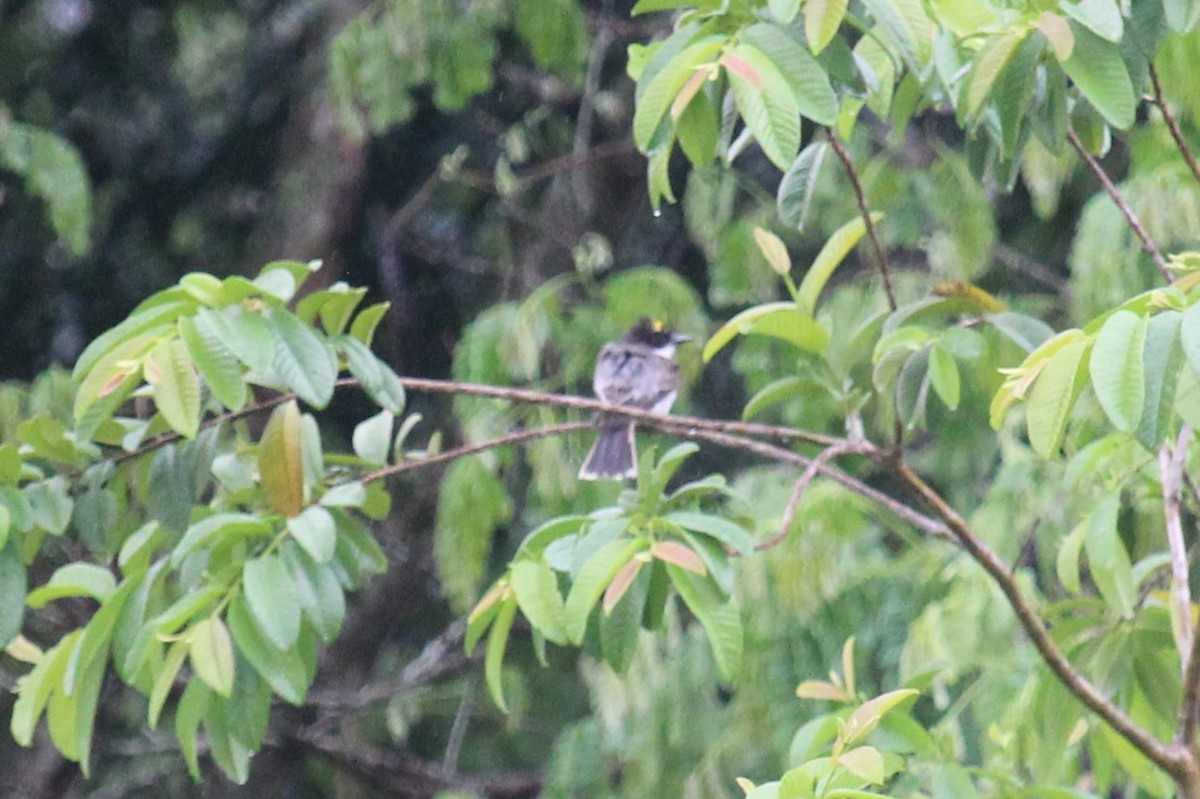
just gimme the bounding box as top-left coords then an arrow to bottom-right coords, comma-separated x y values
623,317 -> 690,348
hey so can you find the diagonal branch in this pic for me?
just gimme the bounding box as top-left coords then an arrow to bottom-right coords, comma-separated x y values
894,461 -> 1187,777
1150,64 -> 1200,191
1160,425 -> 1193,672
1067,129 -> 1173,282
827,133 -> 896,310
757,441 -> 860,551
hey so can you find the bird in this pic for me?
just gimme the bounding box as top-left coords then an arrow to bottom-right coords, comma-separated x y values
578,318 -> 691,480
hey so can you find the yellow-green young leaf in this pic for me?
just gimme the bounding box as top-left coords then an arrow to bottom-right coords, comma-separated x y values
0,544 -> 26,647
148,639 -> 190,729
633,36 -> 727,150
796,213 -> 885,314
703,302 -> 829,362
843,688 -> 919,747
841,636 -> 856,697
805,0 -> 848,54
1037,12 -> 1075,60
73,333 -> 156,424
510,559 -> 569,644
838,745 -> 886,784
753,226 -> 792,275
1089,310 -> 1146,433
259,400 -> 304,517
1026,337 -> 1091,457
11,629 -> 78,746
189,616 -> 235,697
927,345 -> 960,410
1061,22 -> 1134,129
930,0 -> 997,36
796,679 -> 848,701
965,28 -> 1030,121
26,562 -> 116,608
348,301 -> 391,346
725,43 -> 802,170
144,339 -> 202,439
484,595 -> 518,712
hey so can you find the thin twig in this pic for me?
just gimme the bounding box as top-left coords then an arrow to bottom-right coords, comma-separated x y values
895,461 -> 1187,777
1181,622 -> 1200,750
827,133 -> 897,310
1150,64 -> 1200,190
1067,129 -> 1174,282
363,422 -> 593,483
1161,426 -> 1193,671
757,442 -> 858,551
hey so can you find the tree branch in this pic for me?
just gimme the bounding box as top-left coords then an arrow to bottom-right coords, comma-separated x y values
1150,64 -> 1200,191
894,461 -> 1187,777
1160,426 -> 1193,672
397,376 -> 847,447
1067,129 -> 1173,282
827,133 -> 897,310
757,441 -> 860,551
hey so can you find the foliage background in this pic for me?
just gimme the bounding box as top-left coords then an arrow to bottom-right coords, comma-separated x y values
4,0 -> 1200,797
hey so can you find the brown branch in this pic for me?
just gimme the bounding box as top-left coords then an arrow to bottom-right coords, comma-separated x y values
1161,426 -> 1193,671
828,133 -> 897,310
1180,618 -> 1200,750
1150,64 -> 1200,191
1067,129 -> 1174,282
756,441 -> 860,551
398,376 -> 845,448
894,461 -> 1187,777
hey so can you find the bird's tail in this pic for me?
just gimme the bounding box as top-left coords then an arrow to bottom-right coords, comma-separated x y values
578,418 -> 637,480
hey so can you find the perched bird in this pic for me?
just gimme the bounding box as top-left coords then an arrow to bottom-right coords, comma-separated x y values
578,318 -> 691,480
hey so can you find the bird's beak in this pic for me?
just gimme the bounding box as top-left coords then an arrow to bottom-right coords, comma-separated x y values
673,333 -> 694,344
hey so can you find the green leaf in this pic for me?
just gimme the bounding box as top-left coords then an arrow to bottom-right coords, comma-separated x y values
928,345 -> 961,410
861,0 -> 933,69
225,595 -> 309,705
0,121 -> 92,254
667,565 -> 743,681
435,456 -> 512,613
633,36 -> 727,150
988,312 -> 1056,352
203,306 -> 274,374
170,513 -> 273,568
352,410 -> 394,464
515,515 -> 589,559
1057,519 -> 1087,594
0,540 -> 23,646
288,505 -> 337,564
339,336 -> 406,415
1084,495 -> 1134,618
26,562 -> 116,608
777,141 -> 828,231
320,481 -> 367,508
73,299 -> 193,381
770,0 -> 800,24
178,315 -> 247,411
243,554 -> 301,649
739,24 -> 837,127
662,511 -> 754,555
1062,0 -> 1123,42
266,308 -> 338,409
1089,310 -> 1147,433
703,302 -> 829,361
510,559 -> 569,644
348,301 -> 391,345
1165,0 -> 1200,32
564,538 -> 645,644
11,630 -> 77,747
676,82 -> 720,166
190,616 -> 236,698
838,746 -> 885,784
148,639 -> 190,729
805,0 -> 848,54
726,43 -> 802,169
26,476 -> 74,535
1060,22 -> 1135,129
485,595 -> 518,712
175,680 -> 211,780
1026,337 -> 1091,457
965,28 -> 1031,121
796,213 -> 885,314
1138,311 -> 1184,450
743,376 -> 809,420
